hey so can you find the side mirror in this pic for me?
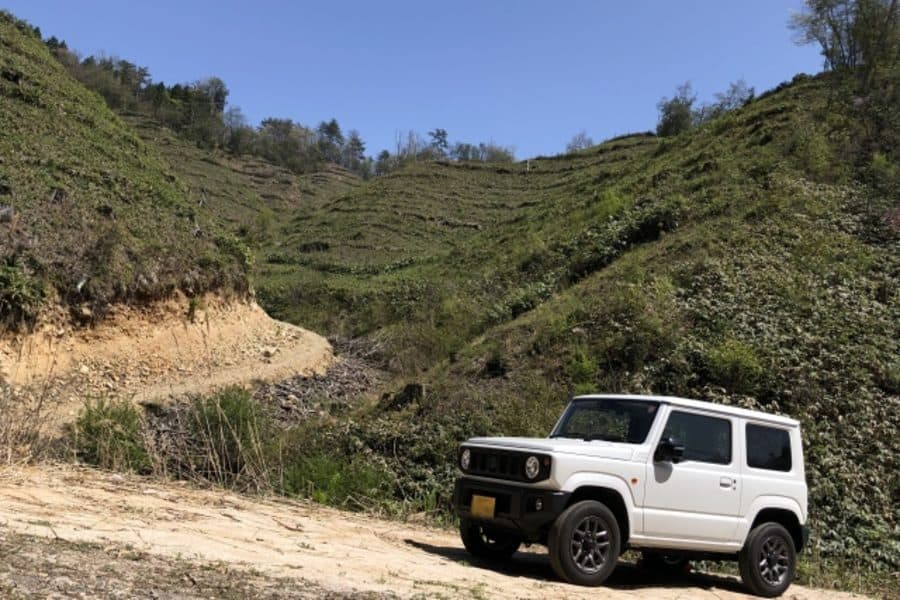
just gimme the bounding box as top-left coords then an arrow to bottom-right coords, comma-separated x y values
654,437 -> 685,464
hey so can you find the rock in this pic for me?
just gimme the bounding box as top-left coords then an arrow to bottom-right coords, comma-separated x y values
261,346 -> 278,358
48,187 -> 67,203
78,365 -> 90,375
109,474 -> 125,484
0,205 -> 14,222
380,383 -> 424,411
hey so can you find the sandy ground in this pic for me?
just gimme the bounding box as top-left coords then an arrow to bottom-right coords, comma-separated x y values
0,295 -> 333,421
0,465 -> 868,600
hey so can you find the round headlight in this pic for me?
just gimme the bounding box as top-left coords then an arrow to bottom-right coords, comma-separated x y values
460,448 -> 471,470
525,455 -> 540,479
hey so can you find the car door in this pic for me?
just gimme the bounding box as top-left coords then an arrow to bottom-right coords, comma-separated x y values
641,408 -> 741,545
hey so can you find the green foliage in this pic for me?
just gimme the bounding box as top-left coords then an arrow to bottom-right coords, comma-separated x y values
866,151 -> 898,193
278,454 -> 392,507
0,16 -> 250,320
0,262 -> 45,328
790,125 -> 834,180
705,339 -> 764,395
73,399 -> 151,473
657,82 -> 696,137
567,344 -> 599,394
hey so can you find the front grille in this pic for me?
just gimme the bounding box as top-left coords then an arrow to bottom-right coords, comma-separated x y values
471,449 -> 523,480
460,447 -> 551,482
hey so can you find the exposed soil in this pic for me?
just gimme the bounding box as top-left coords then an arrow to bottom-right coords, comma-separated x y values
0,466 -> 868,600
0,294 -> 334,424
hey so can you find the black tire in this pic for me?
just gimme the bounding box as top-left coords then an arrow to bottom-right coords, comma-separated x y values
548,500 -> 621,586
639,551 -> 690,574
459,518 -> 521,561
739,522 -> 796,597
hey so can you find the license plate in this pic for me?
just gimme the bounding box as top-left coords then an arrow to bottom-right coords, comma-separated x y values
470,494 -> 496,519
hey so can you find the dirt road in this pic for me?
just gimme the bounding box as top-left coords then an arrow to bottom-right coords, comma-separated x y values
0,466 -> 865,599
0,295 -> 334,426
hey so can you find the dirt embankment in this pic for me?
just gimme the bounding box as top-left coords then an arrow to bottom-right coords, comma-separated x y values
0,466 -> 869,600
0,294 -> 334,421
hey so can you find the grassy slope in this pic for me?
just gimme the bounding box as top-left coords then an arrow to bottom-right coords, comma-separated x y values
251,75 -> 898,574
0,14 -> 249,324
125,114 -> 362,238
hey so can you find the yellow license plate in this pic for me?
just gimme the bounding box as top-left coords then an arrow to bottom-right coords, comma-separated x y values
470,494 -> 496,519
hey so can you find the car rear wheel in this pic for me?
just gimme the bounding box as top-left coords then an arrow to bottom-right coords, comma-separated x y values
459,519 -> 521,561
739,522 -> 796,597
548,500 -> 620,586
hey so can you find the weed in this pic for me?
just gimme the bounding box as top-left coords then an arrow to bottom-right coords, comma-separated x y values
72,399 -> 151,473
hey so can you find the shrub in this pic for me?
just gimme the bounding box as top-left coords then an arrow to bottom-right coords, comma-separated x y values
705,339 -> 764,395
567,344 -> 598,394
791,126 -> 833,180
0,263 -> 45,329
73,399 -> 151,473
278,454 -> 393,508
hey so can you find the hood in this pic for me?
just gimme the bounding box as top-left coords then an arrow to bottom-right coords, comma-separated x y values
464,436 -> 635,461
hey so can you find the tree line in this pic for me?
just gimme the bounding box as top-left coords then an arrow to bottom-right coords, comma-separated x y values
38,34 -> 516,179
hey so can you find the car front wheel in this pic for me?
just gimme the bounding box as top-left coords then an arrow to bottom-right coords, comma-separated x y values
738,522 -> 796,597
548,500 -> 621,586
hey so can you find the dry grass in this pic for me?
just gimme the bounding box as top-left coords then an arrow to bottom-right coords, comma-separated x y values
0,385 -> 50,464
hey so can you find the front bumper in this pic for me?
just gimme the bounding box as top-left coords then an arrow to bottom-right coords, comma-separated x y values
453,476 -> 570,540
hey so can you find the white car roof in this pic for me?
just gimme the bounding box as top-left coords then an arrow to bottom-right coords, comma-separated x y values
573,394 -> 801,428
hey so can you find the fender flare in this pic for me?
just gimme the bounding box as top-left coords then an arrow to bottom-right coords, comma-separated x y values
558,472 -> 638,536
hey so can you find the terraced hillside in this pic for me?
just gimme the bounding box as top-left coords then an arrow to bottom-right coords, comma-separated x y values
0,13 -> 250,326
126,114 -> 362,238
252,74 -> 899,577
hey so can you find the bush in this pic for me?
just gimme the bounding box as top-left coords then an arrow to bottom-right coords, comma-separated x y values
567,344 -> 598,394
73,399 -> 151,473
791,126 -> 833,180
705,339 -> 764,395
0,263 -> 45,329
278,454 -> 393,508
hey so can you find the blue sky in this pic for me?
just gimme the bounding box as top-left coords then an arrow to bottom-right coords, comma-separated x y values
4,1 -> 822,159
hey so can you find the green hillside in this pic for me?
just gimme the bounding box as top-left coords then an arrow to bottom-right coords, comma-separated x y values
254,74 -> 898,576
2,5 -> 897,586
0,13 -> 249,326
124,114 -> 362,263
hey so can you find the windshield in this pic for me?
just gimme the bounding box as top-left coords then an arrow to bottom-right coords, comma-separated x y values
551,398 -> 660,443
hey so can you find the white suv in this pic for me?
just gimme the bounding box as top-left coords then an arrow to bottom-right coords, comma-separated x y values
454,394 -> 808,597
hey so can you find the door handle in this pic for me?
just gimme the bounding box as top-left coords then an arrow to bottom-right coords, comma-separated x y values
719,477 -> 736,489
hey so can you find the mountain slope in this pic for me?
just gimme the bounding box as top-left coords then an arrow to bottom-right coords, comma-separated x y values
0,12 -> 249,327
253,74 -> 898,574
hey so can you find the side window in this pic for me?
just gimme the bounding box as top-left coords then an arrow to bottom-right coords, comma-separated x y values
662,411 -> 732,465
746,424 -> 792,471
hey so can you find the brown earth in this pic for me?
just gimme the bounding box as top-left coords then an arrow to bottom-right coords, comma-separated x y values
0,465 -> 869,600
0,294 -> 333,424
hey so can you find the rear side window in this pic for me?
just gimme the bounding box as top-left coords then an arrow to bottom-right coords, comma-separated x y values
662,411 -> 732,464
746,424 -> 792,471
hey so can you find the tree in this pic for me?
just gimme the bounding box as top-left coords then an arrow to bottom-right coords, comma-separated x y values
342,129 -> 366,174
790,0 -> 899,89
196,77 -> 228,113
656,82 -> 696,137
317,119 -> 344,163
375,150 -> 395,176
566,130 -> 594,153
428,128 -> 449,157
224,107 -> 255,155
694,79 -> 756,124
